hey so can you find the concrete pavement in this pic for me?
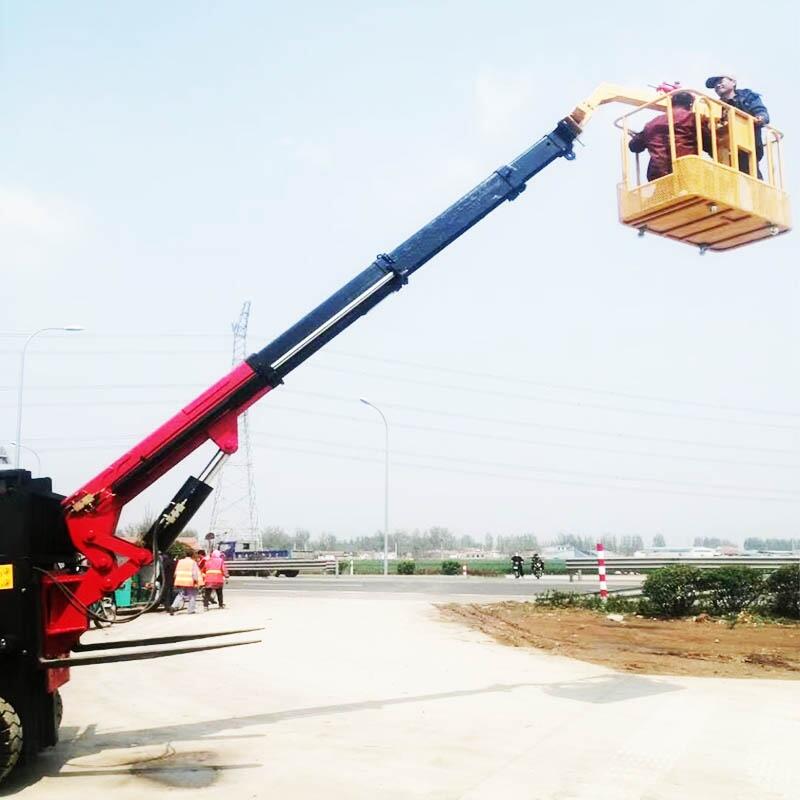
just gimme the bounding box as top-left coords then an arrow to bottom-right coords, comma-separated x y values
5,588 -> 797,799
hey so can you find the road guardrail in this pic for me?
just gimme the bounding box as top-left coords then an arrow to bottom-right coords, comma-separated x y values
227,558 -> 337,577
565,556 -> 799,579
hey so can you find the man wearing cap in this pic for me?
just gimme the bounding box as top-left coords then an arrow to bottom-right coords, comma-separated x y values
705,74 -> 769,176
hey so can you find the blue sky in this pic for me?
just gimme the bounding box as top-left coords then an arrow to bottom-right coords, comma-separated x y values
2,1 -> 798,545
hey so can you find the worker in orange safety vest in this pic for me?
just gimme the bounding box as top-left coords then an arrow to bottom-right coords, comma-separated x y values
169,552 -> 201,615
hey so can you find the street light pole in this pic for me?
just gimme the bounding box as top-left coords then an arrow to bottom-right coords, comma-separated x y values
360,398 -> 389,576
15,325 -> 84,468
9,442 -> 41,475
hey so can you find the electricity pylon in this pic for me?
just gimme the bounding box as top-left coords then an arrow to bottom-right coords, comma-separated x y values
209,302 -> 261,550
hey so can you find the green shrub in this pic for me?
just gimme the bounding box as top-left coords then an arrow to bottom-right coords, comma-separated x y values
702,566 -> 764,614
167,541 -> 193,559
765,565 -> 800,618
636,598 -> 658,617
396,560 -> 416,575
604,595 -> 642,614
440,560 -> 462,575
575,595 -> 606,611
643,565 -> 703,617
536,590 -> 582,607
538,591 -> 592,609
344,558 -> 568,576
534,591 -> 641,614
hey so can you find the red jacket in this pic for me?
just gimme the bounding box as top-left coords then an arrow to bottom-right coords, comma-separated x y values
629,107 -> 699,181
203,554 -> 228,589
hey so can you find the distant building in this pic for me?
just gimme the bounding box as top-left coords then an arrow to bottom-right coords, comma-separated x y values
355,551 -> 399,561
635,546 -> 718,558
541,545 -> 593,560
451,548 -> 491,559
175,536 -> 201,551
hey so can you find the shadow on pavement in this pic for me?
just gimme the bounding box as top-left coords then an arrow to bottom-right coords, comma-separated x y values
543,673 -> 682,704
3,673 -> 682,793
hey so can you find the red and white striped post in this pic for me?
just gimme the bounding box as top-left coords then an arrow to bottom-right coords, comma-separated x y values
596,542 -> 609,602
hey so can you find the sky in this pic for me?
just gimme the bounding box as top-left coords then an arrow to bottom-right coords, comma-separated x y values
2,1 -> 798,547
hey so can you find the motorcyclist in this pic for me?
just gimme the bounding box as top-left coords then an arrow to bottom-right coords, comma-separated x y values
530,553 -> 544,579
511,552 -> 524,579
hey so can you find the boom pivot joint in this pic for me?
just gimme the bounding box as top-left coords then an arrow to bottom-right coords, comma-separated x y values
375,253 -> 409,287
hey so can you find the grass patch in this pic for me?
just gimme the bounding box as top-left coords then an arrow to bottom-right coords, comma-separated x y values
339,558 -> 567,576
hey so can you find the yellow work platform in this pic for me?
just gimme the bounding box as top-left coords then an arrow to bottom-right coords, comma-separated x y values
615,90 -> 791,252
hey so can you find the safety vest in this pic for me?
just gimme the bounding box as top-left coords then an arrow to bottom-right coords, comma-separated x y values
174,557 -> 197,588
203,555 -> 226,588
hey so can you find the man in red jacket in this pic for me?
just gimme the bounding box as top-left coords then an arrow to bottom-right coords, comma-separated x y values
628,92 -> 700,181
202,549 -> 229,609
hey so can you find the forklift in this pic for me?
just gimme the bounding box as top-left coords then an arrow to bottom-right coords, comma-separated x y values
0,82 -> 790,783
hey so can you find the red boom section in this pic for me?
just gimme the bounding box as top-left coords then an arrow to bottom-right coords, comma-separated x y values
46,361 -> 273,656
64,361 -> 270,511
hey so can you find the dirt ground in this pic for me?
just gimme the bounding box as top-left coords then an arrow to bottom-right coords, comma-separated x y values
440,601 -> 800,679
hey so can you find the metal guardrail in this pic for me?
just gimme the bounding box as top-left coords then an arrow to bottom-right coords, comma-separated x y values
565,556 -> 799,578
227,558 -> 337,577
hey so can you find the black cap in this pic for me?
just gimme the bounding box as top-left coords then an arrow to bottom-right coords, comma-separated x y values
705,75 -> 735,89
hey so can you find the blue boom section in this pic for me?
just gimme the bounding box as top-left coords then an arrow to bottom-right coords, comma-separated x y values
246,118 -> 578,383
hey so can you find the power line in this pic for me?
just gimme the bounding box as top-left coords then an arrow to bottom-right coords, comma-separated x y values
0,383 -> 209,393
0,332 -> 228,339
27,425 -> 799,498
13,395 -> 800,464
16,416 -> 800,473
279,391 -> 800,454
30,437 -> 800,504
303,364 -> 800,431
11,357 -> 794,430
1,343 -> 797,419
324,349 -> 800,418
248,430 -> 800,498
250,419 -> 800,471
7,379 -> 798,441
251,442 -> 800,504
0,349 -> 228,357
369,400 -> 800,454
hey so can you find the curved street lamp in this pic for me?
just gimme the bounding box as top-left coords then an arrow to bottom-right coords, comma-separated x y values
359,398 -> 389,576
15,325 -> 84,468
10,442 -> 41,475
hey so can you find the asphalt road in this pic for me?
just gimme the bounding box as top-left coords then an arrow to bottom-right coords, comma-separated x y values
230,574 -> 643,601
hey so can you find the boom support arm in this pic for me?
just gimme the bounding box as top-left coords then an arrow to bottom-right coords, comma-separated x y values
63,116 -> 579,537
56,93 -> 644,647
566,82 -> 663,132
